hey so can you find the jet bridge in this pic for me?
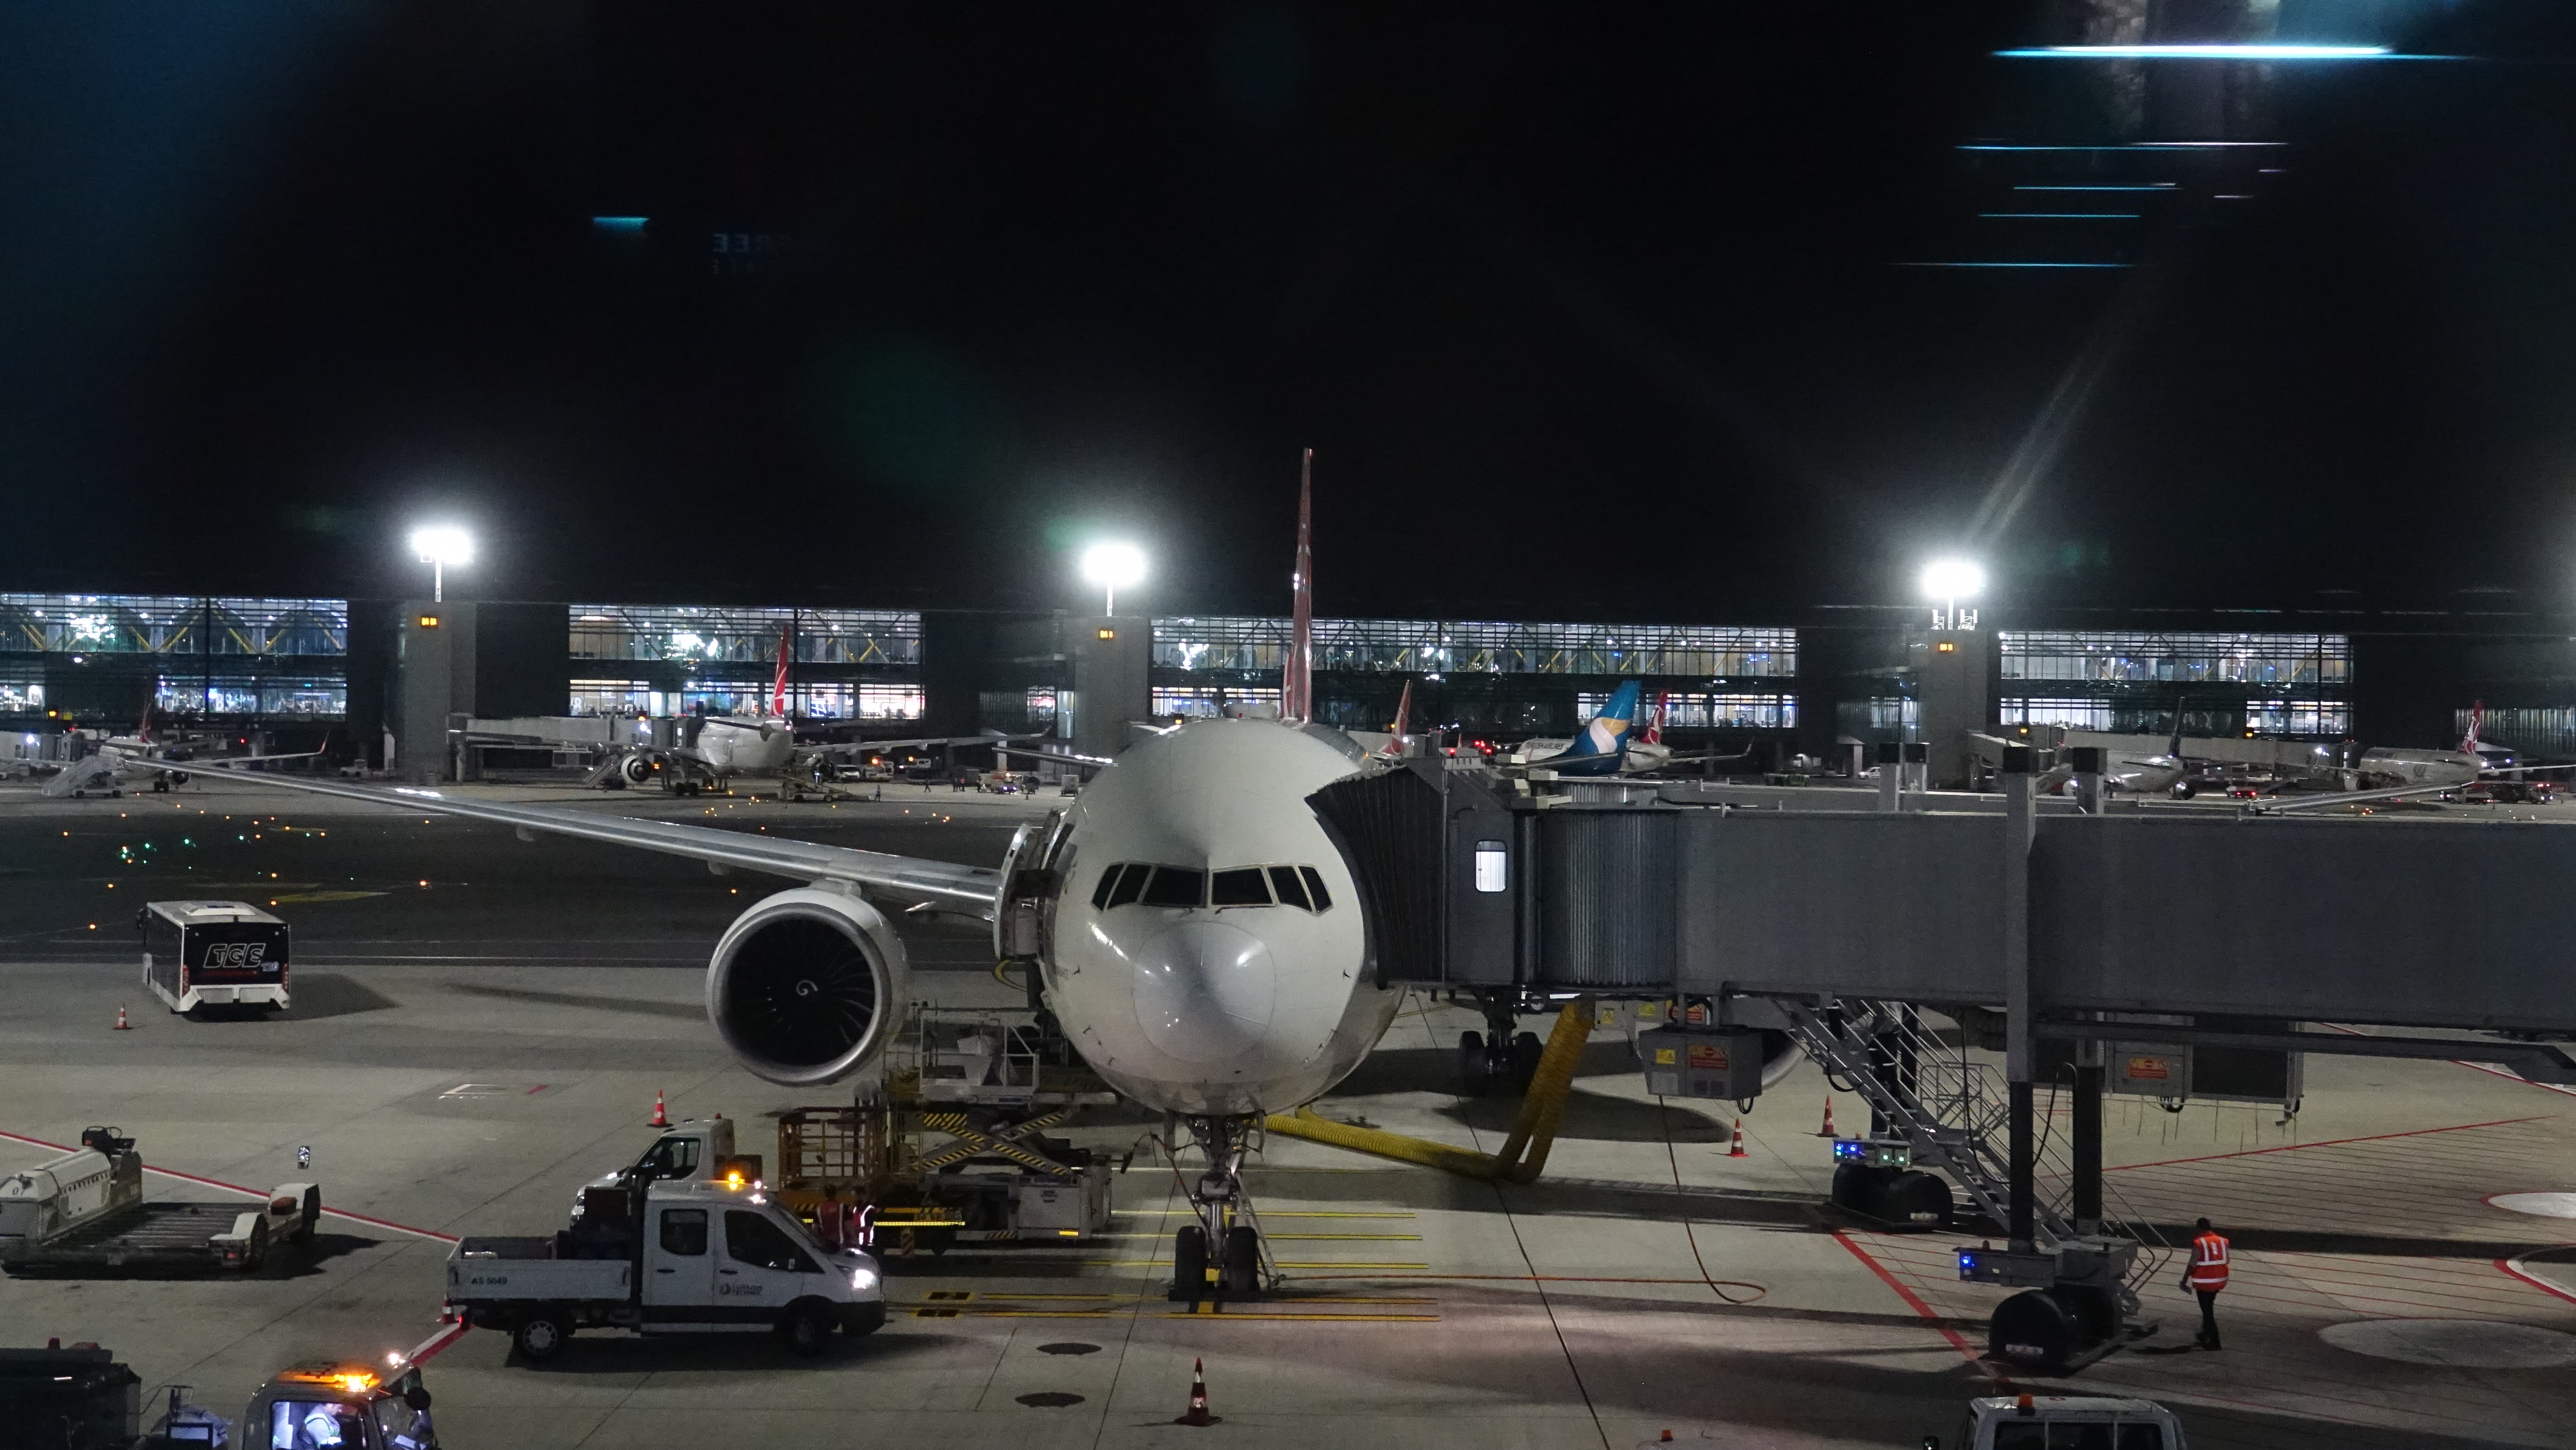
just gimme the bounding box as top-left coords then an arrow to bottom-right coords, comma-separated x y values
1310,757 -> 2576,1373
1312,758 -> 2576,1038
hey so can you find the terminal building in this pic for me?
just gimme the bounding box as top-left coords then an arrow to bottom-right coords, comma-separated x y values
0,589 -> 2554,782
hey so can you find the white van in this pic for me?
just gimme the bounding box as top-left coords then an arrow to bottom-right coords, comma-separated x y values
1926,1395 -> 2188,1450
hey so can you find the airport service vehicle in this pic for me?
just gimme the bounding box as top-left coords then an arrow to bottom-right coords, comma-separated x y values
240,1359 -> 437,1450
0,1127 -> 319,1273
1925,1394 -> 2187,1449
140,900 -> 290,1014
446,1176 -> 886,1361
569,1117 -> 746,1222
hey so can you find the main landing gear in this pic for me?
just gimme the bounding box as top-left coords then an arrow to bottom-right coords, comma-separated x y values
1164,1114 -> 1270,1305
1456,989 -> 1543,1095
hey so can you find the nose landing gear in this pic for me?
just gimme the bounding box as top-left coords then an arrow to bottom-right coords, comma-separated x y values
1162,1114 -> 1272,1305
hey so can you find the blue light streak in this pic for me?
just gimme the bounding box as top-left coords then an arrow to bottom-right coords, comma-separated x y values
591,216 -> 648,233
1901,262 -> 2134,270
1996,44 -> 2401,60
1979,212 -> 2141,219
2013,185 -> 2175,192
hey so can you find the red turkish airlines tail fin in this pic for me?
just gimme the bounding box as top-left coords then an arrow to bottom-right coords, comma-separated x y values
1378,678 -> 1411,756
1283,449 -> 1314,724
770,622 -> 793,720
1642,692 -> 1666,746
2462,699 -> 2485,755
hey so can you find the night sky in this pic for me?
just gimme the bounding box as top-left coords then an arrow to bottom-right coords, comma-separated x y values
5,3 -> 2573,622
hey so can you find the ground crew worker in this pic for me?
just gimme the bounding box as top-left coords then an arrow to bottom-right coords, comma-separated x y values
2182,1216 -> 2230,1349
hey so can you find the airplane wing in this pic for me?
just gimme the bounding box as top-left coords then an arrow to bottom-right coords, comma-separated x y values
2244,780 -> 2461,814
993,741 -> 1116,770
802,733 -> 1047,758
127,759 -> 1000,910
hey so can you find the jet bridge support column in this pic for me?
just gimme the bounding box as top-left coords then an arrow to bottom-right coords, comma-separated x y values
2002,746 -> 2037,1250
2072,1043 -> 2104,1237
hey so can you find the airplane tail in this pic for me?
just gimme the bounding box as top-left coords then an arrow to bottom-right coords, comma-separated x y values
1641,692 -> 1666,746
1282,449 -> 1315,724
2462,699 -> 2485,755
1560,681 -> 1645,764
770,622 -> 793,721
2168,694 -> 2186,758
1388,677 -> 1411,750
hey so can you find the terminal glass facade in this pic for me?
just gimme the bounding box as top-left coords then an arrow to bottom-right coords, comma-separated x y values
1153,618 -> 1795,677
1998,629 -> 2351,739
1151,617 -> 1797,737
566,605 -> 923,720
0,594 -> 348,724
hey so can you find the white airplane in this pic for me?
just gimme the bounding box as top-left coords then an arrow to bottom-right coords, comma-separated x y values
143,453 -> 1793,1298
604,628 -> 1032,797
32,713 -> 328,799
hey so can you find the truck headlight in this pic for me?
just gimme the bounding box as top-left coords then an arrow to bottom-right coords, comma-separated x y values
851,1267 -> 877,1293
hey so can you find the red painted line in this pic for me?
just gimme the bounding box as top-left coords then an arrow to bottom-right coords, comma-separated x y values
0,1127 -> 458,1243
1829,1229 -> 1994,1371
402,1320 -> 471,1365
2498,1252 -> 2576,1308
2104,1115 -> 2549,1173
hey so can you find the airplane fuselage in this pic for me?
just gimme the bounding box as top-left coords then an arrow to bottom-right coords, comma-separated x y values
1043,717 -> 1399,1117
692,715 -> 797,777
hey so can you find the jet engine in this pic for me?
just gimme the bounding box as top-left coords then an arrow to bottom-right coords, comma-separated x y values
706,886 -> 909,1086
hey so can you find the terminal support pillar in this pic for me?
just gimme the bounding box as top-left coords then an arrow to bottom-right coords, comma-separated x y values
2001,749 -> 2037,1250
2072,1049 -> 2104,1236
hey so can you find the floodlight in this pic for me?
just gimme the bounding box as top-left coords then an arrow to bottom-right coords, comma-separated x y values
409,525 -> 474,602
1920,558 -> 1985,600
1922,557 -> 1985,632
1079,541 -> 1147,616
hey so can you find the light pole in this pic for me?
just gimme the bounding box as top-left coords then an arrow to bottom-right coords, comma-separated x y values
410,526 -> 474,604
1921,557 -> 1985,632
1079,541 -> 1147,617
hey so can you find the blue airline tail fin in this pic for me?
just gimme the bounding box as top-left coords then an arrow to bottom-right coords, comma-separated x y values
1559,681 -> 1645,764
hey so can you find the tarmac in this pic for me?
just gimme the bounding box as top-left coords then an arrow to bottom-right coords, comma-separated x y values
3,773 -> 2573,1448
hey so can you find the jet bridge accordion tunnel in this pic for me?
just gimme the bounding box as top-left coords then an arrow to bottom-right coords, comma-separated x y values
1308,757 -> 2576,1044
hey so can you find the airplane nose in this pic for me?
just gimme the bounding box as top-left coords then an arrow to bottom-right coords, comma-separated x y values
1131,919 -> 1278,1065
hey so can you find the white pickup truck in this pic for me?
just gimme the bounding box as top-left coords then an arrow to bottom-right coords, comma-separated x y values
447,1176 -> 885,1361
1925,1394 -> 2188,1449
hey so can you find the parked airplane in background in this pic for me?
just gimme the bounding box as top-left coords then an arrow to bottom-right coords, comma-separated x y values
607,627 -> 1032,797
29,712 -> 329,799
1505,681 -> 1647,776
144,450 -> 1800,1304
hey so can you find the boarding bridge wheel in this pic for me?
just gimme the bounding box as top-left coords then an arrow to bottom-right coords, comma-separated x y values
1456,1027 -> 1546,1096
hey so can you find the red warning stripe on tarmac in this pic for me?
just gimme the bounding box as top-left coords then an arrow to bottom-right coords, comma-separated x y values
2105,1113 -> 2553,1174
402,1319 -> 472,1366
0,1127 -> 459,1243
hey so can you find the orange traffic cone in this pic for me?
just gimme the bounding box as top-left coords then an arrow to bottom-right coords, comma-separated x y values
113,1003 -> 131,1031
1816,1096 -> 1836,1137
1174,1356 -> 1220,1426
649,1090 -> 669,1128
1727,1119 -> 1748,1158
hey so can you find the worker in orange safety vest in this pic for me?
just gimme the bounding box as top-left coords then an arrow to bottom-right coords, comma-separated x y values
2181,1216 -> 2230,1349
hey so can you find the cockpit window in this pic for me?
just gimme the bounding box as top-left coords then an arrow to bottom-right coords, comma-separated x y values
1090,863 -> 1333,913
1209,867 -> 1271,907
1139,866 -> 1206,908
1103,863 -> 1146,909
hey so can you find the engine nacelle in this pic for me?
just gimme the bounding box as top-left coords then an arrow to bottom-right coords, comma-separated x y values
706,886 -> 909,1086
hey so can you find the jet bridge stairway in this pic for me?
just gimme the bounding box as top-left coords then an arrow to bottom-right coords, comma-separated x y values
1782,995 -> 2174,1372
